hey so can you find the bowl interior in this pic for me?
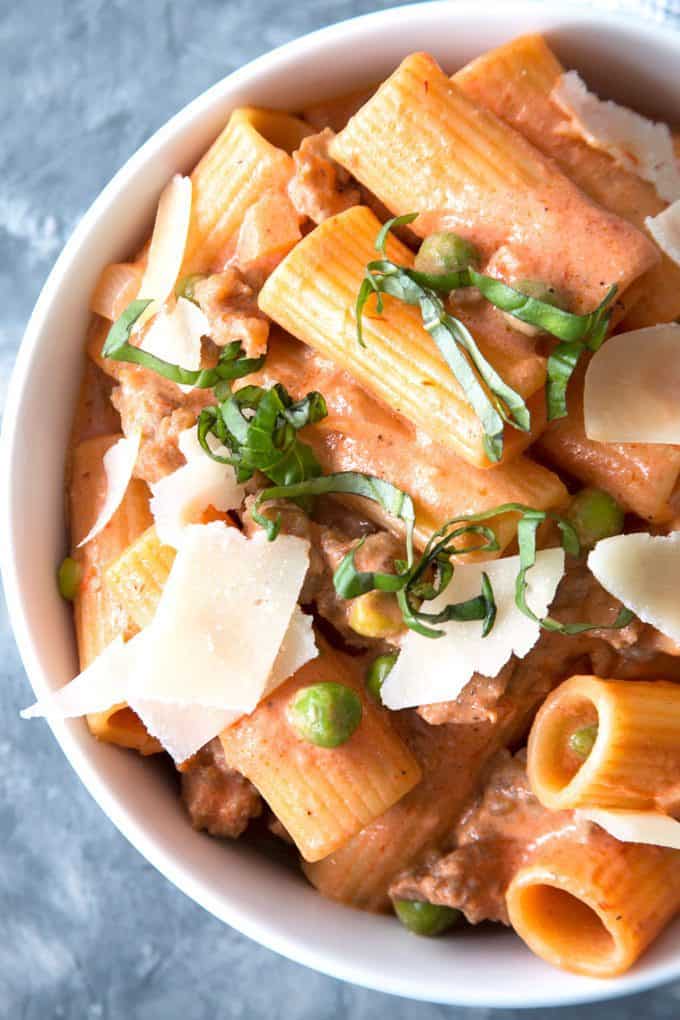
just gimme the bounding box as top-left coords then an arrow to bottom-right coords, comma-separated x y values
3,1 -> 680,1007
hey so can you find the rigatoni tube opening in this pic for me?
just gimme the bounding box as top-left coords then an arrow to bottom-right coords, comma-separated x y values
507,839 -> 680,978
528,675 -> 680,811
507,875 -> 620,977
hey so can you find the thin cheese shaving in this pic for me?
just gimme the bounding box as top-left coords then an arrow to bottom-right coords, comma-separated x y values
584,324 -> 680,443
77,431 -> 141,548
133,523 -> 310,710
646,198 -> 680,267
577,808 -> 680,851
139,297 -> 208,393
137,174 -> 192,323
588,531 -> 680,643
22,593 -> 316,763
20,635 -> 136,719
552,71 -> 680,202
150,428 -> 243,548
128,606 -> 317,762
381,548 -> 565,710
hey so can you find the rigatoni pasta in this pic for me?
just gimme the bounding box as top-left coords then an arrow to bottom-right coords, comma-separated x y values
182,107 -> 311,274
259,205 -> 546,468
453,34 -> 680,329
528,675 -> 680,812
330,52 -> 658,313
220,641 -> 422,862
70,434 -> 160,754
507,837 -> 680,977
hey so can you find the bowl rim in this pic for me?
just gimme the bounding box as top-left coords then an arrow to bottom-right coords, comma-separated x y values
3,0 -> 680,1007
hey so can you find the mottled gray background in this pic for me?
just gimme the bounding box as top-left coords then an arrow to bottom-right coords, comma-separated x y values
2,0 -> 680,1017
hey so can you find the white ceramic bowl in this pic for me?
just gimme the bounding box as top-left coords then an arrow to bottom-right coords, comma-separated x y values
3,1 -> 680,1007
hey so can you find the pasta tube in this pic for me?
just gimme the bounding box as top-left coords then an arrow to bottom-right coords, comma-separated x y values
330,53 -> 657,312
70,434 -> 160,754
507,837 -> 680,977
105,525 -> 176,631
259,206 -> 546,468
219,640 -> 422,863
453,34 -> 680,329
303,715 -> 497,910
183,107 -> 311,273
248,333 -> 568,553
528,675 -> 680,811
536,368 -> 680,523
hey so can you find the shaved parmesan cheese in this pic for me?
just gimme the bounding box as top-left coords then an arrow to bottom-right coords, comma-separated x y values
20,635 -> 136,719
77,431 -> 141,547
22,598 -> 316,762
577,808 -> 680,851
268,604 -> 318,689
646,199 -> 680,267
588,532 -> 680,643
381,548 -> 565,711
584,324 -> 680,443
137,174 -> 192,322
150,429 -> 243,548
178,427 -> 213,461
552,71 -> 680,202
139,297 -> 208,393
134,523 -> 309,710
129,698 -> 238,765
128,606 -> 317,762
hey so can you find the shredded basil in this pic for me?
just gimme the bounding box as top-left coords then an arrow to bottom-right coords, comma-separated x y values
256,472 -> 496,637
102,299 -> 265,387
357,236 -> 530,463
256,471 -> 416,562
197,382 -> 328,538
257,476 -> 635,639
515,509 -> 634,634
359,217 -> 618,437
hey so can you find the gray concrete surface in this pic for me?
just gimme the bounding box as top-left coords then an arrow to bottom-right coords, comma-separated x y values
2,1 -> 680,1016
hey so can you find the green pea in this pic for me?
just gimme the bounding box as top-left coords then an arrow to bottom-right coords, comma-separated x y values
512,278 -> 569,309
394,898 -> 462,937
57,557 -> 81,601
414,232 -> 481,276
287,682 -> 362,748
174,272 -> 207,304
566,488 -> 625,551
365,652 -> 398,704
568,723 -> 598,758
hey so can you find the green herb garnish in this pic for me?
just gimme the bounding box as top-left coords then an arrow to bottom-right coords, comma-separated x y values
102,299 -> 265,388
359,217 -> 617,433
357,216 -> 530,463
255,471 -> 495,638
198,382 -> 328,539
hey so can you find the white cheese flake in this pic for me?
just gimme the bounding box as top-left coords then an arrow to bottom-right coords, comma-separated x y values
381,548 -> 565,710
588,532 -> 680,643
584,324 -> 680,443
139,297 -> 208,393
20,635 -> 136,719
577,808 -> 680,851
137,174 -> 193,324
149,428 -> 243,548
22,560 -> 317,763
133,523 -> 310,711
552,71 -> 680,202
646,199 -> 680,267
77,431 -> 141,548
128,606 -> 317,762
